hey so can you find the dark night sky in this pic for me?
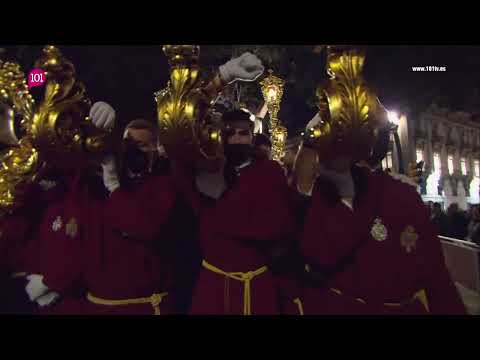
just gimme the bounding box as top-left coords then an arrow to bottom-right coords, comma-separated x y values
364,45 -> 480,113
4,45 -> 480,134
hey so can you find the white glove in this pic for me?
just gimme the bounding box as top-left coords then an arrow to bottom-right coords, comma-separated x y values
219,52 -> 264,84
90,101 -> 116,132
101,155 -> 120,193
25,274 -> 49,302
306,113 -> 322,131
36,291 -> 60,307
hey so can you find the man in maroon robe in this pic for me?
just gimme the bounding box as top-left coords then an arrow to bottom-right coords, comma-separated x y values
79,115 -> 189,315
182,110 -> 302,315
0,190 -> 43,314
298,109 -> 466,315
21,165 -> 93,314
6,101 -> 114,315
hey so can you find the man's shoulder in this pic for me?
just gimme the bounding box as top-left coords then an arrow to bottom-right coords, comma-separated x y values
123,174 -> 175,194
239,159 -> 286,189
251,159 -> 284,176
371,170 -> 423,206
149,173 -> 175,187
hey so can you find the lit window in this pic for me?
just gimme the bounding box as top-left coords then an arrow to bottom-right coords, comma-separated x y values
382,151 -> 393,170
388,153 -> 393,168
381,158 -> 388,170
461,158 -> 467,175
416,149 -> 423,163
471,161 -> 480,202
428,152 -> 442,196
447,155 -> 454,175
433,153 -> 441,174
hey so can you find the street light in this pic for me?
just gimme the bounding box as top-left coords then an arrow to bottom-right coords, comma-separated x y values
260,70 -> 286,162
260,69 -> 285,129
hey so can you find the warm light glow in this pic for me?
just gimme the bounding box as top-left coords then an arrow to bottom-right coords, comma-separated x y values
276,132 -> 285,142
259,71 -> 286,162
267,87 -> 277,102
184,103 -> 194,117
210,131 -> 219,141
387,111 -> 400,126
329,97 -> 342,113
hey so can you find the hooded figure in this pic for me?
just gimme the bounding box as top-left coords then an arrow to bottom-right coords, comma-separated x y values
298,47 -> 465,315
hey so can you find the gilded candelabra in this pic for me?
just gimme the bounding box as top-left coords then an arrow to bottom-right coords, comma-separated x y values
260,70 -> 286,161
307,46 -> 386,157
155,45 -> 223,170
0,45 -> 111,213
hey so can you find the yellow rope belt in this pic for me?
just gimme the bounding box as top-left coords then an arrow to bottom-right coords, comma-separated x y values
383,289 -> 430,312
293,298 -> 305,315
329,287 -> 430,313
305,263 -> 430,312
87,292 -> 168,315
11,272 -> 27,279
202,259 -> 268,315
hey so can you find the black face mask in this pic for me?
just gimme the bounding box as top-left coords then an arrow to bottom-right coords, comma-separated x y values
151,156 -> 170,176
124,144 -> 149,175
224,144 -> 253,167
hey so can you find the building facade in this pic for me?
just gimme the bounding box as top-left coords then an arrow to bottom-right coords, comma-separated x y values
393,104 -> 480,210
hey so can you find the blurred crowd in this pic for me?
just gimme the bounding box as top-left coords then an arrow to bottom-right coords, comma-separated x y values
428,201 -> 480,245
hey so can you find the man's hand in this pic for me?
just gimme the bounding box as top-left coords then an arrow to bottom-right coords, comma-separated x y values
90,101 -> 116,132
101,155 -> 120,193
219,52 -> 264,84
25,274 -> 49,302
36,291 -> 60,307
90,101 -> 119,192
306,113 -> 322,131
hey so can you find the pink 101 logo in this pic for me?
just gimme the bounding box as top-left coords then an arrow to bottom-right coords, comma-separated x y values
28,69 -> 46,89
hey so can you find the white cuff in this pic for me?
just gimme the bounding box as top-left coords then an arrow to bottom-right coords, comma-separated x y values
25,274 -> 49,302
101,155 -> 120,193
36,292 -> 60,307
218,64 -> 232,84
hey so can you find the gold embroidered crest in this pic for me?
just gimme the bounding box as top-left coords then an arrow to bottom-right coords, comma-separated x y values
400,225 -> 418,253
371,217 -> 388,242
65,217 -> 78,238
